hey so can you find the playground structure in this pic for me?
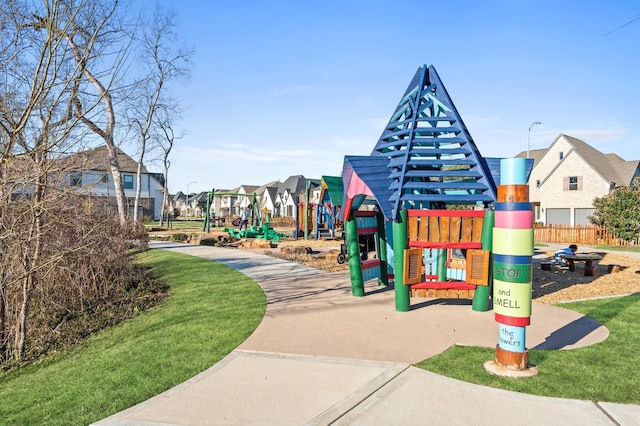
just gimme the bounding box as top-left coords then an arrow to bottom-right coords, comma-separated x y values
292,175 -> 345,241
316,176 -> 344,240
338,64 -> 536,374
402,209 -> 491,299
343,210 -> 388,289
225,213 -> 287,242
338,64 -> 533,314
202,190 -> 287,242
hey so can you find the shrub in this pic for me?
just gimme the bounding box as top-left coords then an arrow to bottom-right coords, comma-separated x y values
0,195 -> 166,367
170,233 -> 188,242
590,186 -> 640,241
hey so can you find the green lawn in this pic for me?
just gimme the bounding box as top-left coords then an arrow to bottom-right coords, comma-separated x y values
0,249 -> 266,426
416,294 -> 640,404
3,247 -> 639,425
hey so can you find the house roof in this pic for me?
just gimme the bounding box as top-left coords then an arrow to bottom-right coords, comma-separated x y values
255,180 -> 281,196
278,175 -> 319,195
263,186 -> 278,202
62,145 -> 149,174
515,149 -> 546,167
172,191 -> 185,202
550,134 -> 639,186
193,191 -> 209,202
238,185 -> 259,194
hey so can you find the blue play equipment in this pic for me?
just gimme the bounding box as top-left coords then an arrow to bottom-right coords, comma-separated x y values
339,64 -> 534,311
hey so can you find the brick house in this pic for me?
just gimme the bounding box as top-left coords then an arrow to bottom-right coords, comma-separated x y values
519,134 -> 640,225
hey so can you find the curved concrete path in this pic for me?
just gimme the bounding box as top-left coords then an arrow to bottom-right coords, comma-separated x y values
95,242 -> 640,426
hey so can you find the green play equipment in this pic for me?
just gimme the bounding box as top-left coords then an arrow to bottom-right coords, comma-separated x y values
202,189 -> 258,232
224,212 -> 287,242
343,206 -> 389,297
203,190 -> 286,242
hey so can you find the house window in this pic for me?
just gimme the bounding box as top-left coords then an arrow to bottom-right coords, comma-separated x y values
70,172 -> 82,187
563,176 -> 582,191
568,176 -> 578,190
123,174 -> 134,189
536,179 -> 541,188
559,152 -> 564,160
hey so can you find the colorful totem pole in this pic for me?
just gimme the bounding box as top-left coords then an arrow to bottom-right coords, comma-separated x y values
484,158 -> 538,377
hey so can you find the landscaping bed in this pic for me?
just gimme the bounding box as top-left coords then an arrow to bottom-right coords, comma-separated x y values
532,250 -> 640,304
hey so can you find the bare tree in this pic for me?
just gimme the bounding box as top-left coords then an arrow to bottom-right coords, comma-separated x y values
155,105 -> 184,227
129,4 -> 192,221
59,0 -> 133,224
0,0 -> 101,361
0,0 -> 158,364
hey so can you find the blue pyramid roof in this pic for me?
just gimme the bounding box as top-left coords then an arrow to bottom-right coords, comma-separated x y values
341,65 -> 499,222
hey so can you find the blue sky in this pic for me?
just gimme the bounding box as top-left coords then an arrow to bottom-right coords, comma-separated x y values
140,0 -> 640,195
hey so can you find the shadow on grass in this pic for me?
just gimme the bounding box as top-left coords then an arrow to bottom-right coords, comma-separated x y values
533,315 -> 604,350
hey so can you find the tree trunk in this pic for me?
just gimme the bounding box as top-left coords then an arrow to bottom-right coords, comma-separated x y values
16,163 -> 45,360
160,161 -> 169,227
104,140 -> 127,224
0,279 -> 6,363
133,157 -> 143,222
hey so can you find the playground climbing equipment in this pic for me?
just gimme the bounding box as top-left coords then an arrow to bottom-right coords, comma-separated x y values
224,212 -> 287,242
339,64 -> 534,313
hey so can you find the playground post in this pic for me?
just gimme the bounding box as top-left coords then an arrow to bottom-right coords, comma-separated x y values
485,158 -> 538,377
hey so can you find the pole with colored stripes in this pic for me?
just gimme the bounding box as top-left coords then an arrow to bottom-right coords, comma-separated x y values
485,158 -> 538,377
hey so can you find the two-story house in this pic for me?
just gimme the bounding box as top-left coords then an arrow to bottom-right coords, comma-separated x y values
520,134 -> 640,225
276,175 -> 320,218
63,145 -> 165,220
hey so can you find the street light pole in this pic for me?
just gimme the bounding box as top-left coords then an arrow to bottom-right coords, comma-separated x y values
186,181 -> 197,219
527,121 -> 542,159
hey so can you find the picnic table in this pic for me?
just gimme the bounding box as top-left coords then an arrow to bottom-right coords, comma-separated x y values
559,253 -> 603,273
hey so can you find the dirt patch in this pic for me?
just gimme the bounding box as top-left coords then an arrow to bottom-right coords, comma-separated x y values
263,237 -> 347,273
532,250 -> 640,304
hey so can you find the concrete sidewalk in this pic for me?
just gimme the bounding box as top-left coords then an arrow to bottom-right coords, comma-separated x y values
94,242 -> 640,425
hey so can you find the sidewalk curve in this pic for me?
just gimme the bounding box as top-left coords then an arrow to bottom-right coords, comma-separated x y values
94,242 -> 640,426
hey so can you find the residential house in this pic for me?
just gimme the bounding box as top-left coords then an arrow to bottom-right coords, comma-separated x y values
210,184 -> 260,219
261,186 -> 279,216
235,185 -> 259,215
170,191 -> 185,217
253,180 -> 281,216
211,189 -> 229,219
189,191 -> 209,217
208,176 -> 320,220
277,175 -> 320,218
310,185 -> 321,205
216,189 -> 236,218
63,145 -> 165,220
519,134 -> 640,225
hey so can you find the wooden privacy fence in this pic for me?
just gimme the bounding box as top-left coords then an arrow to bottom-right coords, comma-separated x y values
534,224 -> 639,247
